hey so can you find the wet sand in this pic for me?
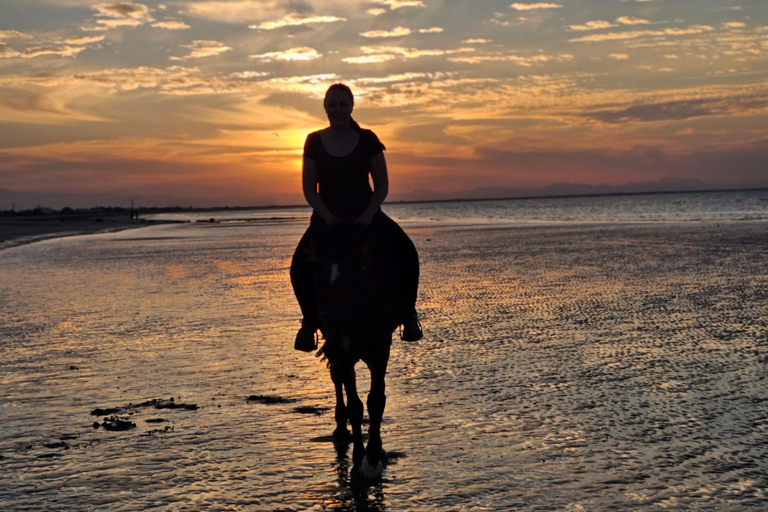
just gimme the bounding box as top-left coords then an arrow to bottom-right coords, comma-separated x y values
0,219 -> 767,510
0,213 -> 171,251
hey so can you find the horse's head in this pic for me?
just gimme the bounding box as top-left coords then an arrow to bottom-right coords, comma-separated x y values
314,222 -> 371,358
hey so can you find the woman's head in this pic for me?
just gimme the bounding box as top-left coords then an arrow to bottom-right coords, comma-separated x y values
324,83 -> 359,131
324,83 -> 354,107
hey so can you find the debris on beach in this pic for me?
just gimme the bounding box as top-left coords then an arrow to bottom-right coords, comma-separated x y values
43,441 -> 70,450
144,425 -> 175,436
95,416 -> 137,431
90,397 -> 198,417
292,405 -> 330,416
246,394 -> 297,404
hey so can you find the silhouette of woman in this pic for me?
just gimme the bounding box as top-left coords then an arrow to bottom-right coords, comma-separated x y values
290,83 -> 422,351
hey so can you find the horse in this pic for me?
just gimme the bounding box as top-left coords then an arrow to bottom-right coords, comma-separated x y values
311,221 -> 402,481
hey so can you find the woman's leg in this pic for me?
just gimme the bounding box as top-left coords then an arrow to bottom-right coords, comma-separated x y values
290,226 -> 319,351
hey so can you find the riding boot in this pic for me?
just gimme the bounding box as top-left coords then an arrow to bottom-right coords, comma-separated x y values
401,309 -> 423,342
291,225 -> 320,352
294,318 -> 318,352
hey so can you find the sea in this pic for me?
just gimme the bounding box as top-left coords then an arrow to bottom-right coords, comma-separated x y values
1,189 -> 767,511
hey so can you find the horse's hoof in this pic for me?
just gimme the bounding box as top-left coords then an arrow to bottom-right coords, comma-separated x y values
355,457 -> 384,481
332,428 -> 352,444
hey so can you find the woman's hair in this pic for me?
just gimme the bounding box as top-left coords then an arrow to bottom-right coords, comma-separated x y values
325,83 -> 362,132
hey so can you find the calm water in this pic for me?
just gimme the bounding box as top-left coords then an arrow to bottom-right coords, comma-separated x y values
2,191 -> 768,511
147,189 -> 768,225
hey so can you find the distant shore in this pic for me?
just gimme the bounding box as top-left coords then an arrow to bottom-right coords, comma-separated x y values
0,212 -> 174,252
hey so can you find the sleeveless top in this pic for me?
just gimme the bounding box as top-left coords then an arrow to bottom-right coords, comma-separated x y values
303,128 -> 385,220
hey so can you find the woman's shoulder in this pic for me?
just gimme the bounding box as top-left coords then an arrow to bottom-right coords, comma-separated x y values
303,130 -> 324,158
359,128 -> 378,139
360,128 -> 385,153
304,129 -> 324,144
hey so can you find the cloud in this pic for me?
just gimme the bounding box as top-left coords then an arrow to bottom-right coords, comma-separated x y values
370,0 -> 425,10
228,71 -> 271,79
249,47 -> 321,62
0,43 -> 21,58
92,2 -> 151,18
723,22 -> 746,29
472,142 -> 768,190
608,53 -> 629,59
448,53 -> 573,66
569,25 -> 714,42
582,95 -> 768,124
360,26 -> 411,38
342,54 -> 397,64
463,38 -> 491,44
570,20 -> 616,31
665,25 -> 714,35
343,45 -> 474,64
183,0 -> 283,23
83,3 -> 154,30
0,30 -> 32,40
341,54 -> 397,64
151,20 -> 191,30
65,35 -> 106,45
352,72 -> 431,84
173,40 -> 232,60
510,3 -> 563,11
367,8 -> 387,16
616,16 -> 649,25
96,18 -> 145,29
22,46 -> 87,58
359,26 -> 442,37
62,66 -> 238,94
250,14 -> 346,30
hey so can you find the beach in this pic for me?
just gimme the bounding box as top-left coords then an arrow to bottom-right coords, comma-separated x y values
1,213 -> 767,510
0,212 -> 171,252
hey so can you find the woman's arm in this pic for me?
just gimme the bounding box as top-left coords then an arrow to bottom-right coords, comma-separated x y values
355,152 -> 389,226
302,157 -> 338,226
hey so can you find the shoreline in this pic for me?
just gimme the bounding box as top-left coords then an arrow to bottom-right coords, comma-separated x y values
0,213 -> 176,252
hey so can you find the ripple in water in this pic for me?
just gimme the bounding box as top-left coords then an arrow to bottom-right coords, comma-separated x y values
1,218 -> 767,510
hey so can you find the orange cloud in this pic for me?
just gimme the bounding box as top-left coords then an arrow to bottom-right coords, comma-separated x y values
250,14 -> 346,30
249,47 -> 322,62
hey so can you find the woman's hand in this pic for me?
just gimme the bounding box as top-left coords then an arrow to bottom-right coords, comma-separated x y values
354,212 -> 374,227
323,214 -> 340,227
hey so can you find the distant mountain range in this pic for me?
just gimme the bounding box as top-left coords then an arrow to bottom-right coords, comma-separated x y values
387,177 -> 734,203
1,178 -> 763,211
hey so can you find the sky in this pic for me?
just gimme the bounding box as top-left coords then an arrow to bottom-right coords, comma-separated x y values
0,0 -> 767,208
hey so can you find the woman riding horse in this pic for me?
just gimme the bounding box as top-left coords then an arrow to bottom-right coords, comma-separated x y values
290,83 -> 422,351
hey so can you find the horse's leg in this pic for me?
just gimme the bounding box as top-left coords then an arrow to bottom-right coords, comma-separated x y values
329,364 -> 351,442
342,364 -> 366,469
360,343 -> 391,479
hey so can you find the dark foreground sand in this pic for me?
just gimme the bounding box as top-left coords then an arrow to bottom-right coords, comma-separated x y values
0,213 -> 171,251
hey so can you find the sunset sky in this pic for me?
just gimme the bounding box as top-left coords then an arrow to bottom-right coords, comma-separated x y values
1,0 -> 767,207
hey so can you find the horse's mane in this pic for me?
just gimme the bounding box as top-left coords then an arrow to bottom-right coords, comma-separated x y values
313,223 -> 399,365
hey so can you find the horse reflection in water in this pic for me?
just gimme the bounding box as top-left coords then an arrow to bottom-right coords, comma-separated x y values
311,222 -> 401,481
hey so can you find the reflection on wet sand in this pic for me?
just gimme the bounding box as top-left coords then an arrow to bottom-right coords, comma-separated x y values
1,219 -> 767,510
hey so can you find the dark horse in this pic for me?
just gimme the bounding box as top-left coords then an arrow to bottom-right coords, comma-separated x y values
311,221 -> 401,481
